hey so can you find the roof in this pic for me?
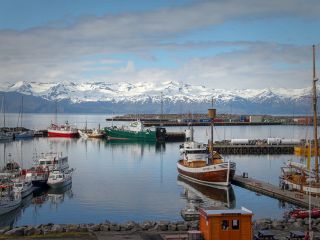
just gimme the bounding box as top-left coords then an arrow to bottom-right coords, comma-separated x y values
201,207 -> 253,216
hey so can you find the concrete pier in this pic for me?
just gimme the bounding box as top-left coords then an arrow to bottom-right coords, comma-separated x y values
232,175 -> 320,208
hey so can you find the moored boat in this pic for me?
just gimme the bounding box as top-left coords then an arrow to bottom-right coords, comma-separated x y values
280,46 -> 320,195
47,168 -> 73,189
26,152 -> 69,187
177,109 -> 236,186
104,120 -> 156,141
13,179 -> 33,198
0,181 -> 21,215
48,121 -> 79,138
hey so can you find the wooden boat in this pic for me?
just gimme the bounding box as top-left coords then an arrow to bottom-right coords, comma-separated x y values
177,109 -> 236,186
281,45 -> 320,195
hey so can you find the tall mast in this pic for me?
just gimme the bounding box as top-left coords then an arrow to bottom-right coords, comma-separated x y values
21,96 -> 23,129
312,45 -> 319,182
2,94 -> 5,128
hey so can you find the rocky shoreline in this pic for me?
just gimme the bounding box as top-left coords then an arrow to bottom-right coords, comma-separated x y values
1,218 -> 320,239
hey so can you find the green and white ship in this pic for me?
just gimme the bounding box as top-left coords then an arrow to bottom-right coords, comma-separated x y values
104,120 -> 157,141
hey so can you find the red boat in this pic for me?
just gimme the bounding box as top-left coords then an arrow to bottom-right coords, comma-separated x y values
289,208 -> 320,218
47,122 -> 79,138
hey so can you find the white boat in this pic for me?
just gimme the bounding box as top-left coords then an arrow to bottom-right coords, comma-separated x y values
13,179 -> 33,198
0,182 -> 21,215
0,132 -> 13,142
26,152 -> 69,187
47,169 -> 73,189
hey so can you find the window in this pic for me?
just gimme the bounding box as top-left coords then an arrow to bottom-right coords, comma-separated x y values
221,220 -> 229,230
232,219 -> 239,230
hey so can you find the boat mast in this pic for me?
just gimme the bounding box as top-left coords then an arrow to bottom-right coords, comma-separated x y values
2,93 -> 5,128
312,45 -> 319,182
208,97 -> 216,161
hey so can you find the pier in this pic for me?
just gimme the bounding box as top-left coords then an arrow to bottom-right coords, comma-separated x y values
213,144 -> 294,154
232,175 -> 320,208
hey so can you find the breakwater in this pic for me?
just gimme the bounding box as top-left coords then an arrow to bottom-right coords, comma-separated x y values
2,218 -> 320,239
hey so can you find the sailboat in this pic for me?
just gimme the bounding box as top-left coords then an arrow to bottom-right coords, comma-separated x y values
14,96 -> 34,139
177,108 -> 236,186
281,45 -> 320,195
0,94 -> 13,142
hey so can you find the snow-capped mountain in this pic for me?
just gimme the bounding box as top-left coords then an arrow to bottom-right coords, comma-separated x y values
0,80 -> 313,114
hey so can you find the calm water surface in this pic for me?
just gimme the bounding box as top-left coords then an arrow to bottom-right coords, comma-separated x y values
0,114 -> 315,226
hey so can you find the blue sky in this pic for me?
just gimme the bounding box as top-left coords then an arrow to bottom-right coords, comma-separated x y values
0,0 -> 320,89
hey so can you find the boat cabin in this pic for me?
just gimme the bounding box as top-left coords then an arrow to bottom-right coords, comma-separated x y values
199,208 -> 253,240
38,153 -> 69,171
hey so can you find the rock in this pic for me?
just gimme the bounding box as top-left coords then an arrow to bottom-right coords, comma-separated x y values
0,226 -> 11,234
121,221 -> 137,231
177,223 -> 188,231
65,224 -> 79,232
140,221 -> 155,230
100,224 -> 110,231
51,224 -> 63,233
155,221 -> 169,231
304,218 -> 313,226
271,220 -> 284,230
24,226 -> 36,236
288,218 -> 296,224
168,223 -> 177,231
293,221 -> 303,228
256,218 -> 272,225
4,227 -> 25,236
88,224 -> 101,232
78,224 -> 88,232
110,223 -> 121,231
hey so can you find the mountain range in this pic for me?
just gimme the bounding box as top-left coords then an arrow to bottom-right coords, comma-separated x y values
0,81 -> 313,114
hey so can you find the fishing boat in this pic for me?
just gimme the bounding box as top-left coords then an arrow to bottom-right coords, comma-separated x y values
13,179 -> 33,198
281,45 -> 320,195
177,109 -> 236,186
48,121 -> 79,138
78,124 -> 104,139
0,181 -> 21,215
104,120 -> 156,141
47,168 -> 73,189
26,152 -> 69,187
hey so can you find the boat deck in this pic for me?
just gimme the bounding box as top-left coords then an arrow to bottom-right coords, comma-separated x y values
232,175 -> 320,208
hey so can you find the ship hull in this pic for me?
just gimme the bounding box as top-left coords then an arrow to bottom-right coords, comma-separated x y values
104,128 -> 156,141
48,130 -> 79,138
177,160 -> 235,186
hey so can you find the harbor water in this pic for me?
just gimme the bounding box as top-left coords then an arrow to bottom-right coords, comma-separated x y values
0,113 -> 316,227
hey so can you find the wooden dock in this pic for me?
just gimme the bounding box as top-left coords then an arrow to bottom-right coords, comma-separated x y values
232,175 -> 320,208
213,145 -> 294,154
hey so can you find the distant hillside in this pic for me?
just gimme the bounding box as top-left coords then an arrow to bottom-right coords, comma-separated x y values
0,80 -> 313,114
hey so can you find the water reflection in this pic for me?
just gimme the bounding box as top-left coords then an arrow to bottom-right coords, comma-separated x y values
178,175 -> 236,220
0,185 -> 73,227
0,193 -> 32,227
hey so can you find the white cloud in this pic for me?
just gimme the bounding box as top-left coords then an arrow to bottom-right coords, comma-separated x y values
0,0 -> 319,87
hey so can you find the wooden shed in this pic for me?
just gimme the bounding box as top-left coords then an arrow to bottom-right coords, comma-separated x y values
199,208 -> 253,240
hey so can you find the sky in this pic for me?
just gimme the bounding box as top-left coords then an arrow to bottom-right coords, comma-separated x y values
1,0 -> 320,89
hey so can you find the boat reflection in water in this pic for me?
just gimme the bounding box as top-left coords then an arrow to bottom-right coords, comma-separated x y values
177,175 -> 236,221
0,179 -> 73,227
0,193 -> 33,227
33,184 -> 73,208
